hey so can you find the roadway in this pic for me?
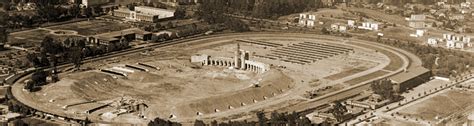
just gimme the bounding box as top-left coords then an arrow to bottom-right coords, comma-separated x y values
8,32 -> 421,124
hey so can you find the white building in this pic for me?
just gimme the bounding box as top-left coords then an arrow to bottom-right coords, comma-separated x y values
444,33 -> 472,49
331,23 -> 347,32
410,29 -> 426,37
135,6 -> 175,19
461,2 -> 471,8
299,14 -> 316,27
347,20 -> 356,28
113,6 -> 175,22
408,14 -> 426,29
427,38 -> 439,46
358,21 -> 379,31
446,40 -> 468,49
81,0 -> 110,7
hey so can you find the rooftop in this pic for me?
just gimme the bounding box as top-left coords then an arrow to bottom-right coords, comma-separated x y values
410,14 -> 426,21
135,6 -> 175,13
390,67 -> 430,84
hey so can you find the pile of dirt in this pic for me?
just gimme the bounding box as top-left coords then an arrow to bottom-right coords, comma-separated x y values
69,72 -> 135,101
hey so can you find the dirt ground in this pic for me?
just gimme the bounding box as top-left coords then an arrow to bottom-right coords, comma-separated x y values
7,19 -> 133,48
397,90 -> 474,123
18,34 -> 393,124
48,20 -> 132,36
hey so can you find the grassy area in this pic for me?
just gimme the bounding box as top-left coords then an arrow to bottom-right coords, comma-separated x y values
397,90 -> 474,122
346,7 -> 407,26
324,67 -> 368,80
48,20 -> 132,36
8,29 -> 50,46
344,70 -> 389,85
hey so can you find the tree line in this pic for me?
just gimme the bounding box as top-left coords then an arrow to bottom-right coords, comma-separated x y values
197,0 -> 323,20
370,78 -> 401,101
148,111 -> 315,126
195,0 -> 251,32
375,37 -> 473,78
24,35 -> 130,91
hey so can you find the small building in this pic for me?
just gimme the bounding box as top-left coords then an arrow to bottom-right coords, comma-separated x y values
152,30 -> 174,41
358,21 -> 379,31
0,113 -> 21,122
443,33 -> 472,49
390,67 -> 431,93
461,2 -> 472,8
447,40 -> 469,49
449,14 -> 465,20
408,14 -> 426,29
87,28 -> 151,51
331,23 -> 348,32
127,28 -> 152,41
347,20 -> 356,28
427,38 -> 440,46
299,14 -> 316,27
410,29 -> 426,37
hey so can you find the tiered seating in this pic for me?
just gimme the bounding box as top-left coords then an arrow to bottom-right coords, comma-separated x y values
262,42 -> 354,65
236,39 -> 283,47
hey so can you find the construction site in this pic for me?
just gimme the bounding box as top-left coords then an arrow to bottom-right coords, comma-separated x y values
10,33 -> 416,124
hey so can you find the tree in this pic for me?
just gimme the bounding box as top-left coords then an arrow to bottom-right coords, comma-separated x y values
193,120 -> 205,126
154,23 -> 163,31
330,101 -> 348,122
174,7 -> 186,19
148,117 -> 182,126
50,55 -> 59,82
24,80 -> 35,92
371,79 -> 399,101
27,53 -> 42,68
257,111 -> 267,126
226,18 -> 250,32
69,47 -> 83,70
210,120 -> 218,126
321,27 -> 330,34
167,21 -> 175,29
144,25 -> 154,32
38,53 -> 50,67
41,36 -> 62,55
31,70 -> 48,86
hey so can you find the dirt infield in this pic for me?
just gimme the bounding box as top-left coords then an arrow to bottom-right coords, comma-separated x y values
11,33 -> 406,124
176,70 -> 293,117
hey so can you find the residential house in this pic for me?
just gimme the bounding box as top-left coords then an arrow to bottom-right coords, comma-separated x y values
449,14 -> 465,20
427,38 -> 440,46
299,14 -> 316,27
408,14 -> 426,29
444,33 -> 472,49
410,29 -> 426,38
461,2 -> 471,8
358,21 -> 379,31
331,23 -> 348,33
347,20 -> 356,28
